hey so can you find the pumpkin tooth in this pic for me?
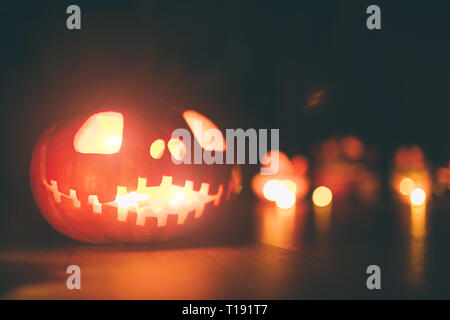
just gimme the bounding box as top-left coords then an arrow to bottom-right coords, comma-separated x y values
69,189 -> 81,208
117,207 -> 129,222
137,177 -> 147,191
47,180 -> 61,203
45,180 -> 81,208
135,208 -> 148,226
135,207 -> 168,227
115,186 -> 130,221
116,186 -> 127,196
199,183 -> 209,195
88,195 -> 102,214
161,176 -> 172,186
176,209 -> 190,224
155,211 -> 168,227
184,180 -> 194,191
193,203 -> 206,218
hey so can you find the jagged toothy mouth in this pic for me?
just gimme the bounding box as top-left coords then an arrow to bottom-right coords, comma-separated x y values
43,176 -> 224,227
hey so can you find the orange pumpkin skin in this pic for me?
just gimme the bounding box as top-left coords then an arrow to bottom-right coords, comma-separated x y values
30,107 -> 240,243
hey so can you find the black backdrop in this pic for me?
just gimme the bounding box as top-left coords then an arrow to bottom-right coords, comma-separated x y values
0,0 -> 449,246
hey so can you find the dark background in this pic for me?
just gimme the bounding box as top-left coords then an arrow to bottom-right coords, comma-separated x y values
0,0 -> 449,245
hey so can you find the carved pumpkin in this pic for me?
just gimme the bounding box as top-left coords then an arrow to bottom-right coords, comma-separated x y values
30,107 -> 241,243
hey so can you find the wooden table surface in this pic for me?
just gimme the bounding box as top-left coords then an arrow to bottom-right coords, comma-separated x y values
1,197 -> 450,299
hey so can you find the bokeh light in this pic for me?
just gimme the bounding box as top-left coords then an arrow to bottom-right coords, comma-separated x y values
276,190 -> 296,209
252,151 -> 310,205
399,177 -> 415,196
263,179 -> 297,209
263,180 -> 282,201
410,188 -> 426,206
312,186 -> 332,207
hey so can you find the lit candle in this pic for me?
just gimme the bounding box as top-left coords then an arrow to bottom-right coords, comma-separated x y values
312,186 -> 333,242
408,187 -> 427,287
312,186 -> 333,208
410,187 -> 426,207
251,151 -> 310,210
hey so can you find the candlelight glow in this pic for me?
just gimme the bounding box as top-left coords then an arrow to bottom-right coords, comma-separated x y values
115,191 -> 150,209
108,177 -> 223,226
252,151 -> 310,206
33,107 -> 236,244
391,145 -> 432,201
410,188 -> 426,206
276,190 -> 296,209
74,111 -> 124,154
256,202 -> 304,251
408,197 -> 427,287
437,165 -> 450,190
263,179 -> 296,209
341,136 -> 364,160
150,139 -> 165,159
312,186 -> 332,207
399,177 -> 415,196
263,180 -> 281,201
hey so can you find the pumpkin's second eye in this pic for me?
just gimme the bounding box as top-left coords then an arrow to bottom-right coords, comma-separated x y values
74,111 -> 124,154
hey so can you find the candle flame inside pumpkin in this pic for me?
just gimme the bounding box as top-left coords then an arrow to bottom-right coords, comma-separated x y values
44,176 -> 224,227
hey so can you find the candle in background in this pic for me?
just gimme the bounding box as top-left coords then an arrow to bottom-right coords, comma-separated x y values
312,186 -> 333,208
435,162 -> 450,197
252,151 -> 310,250
251,151 -> 310,210
255,201 -> 308,251
408,188 -> 427,288
312,135 -> 380,204
312,186 -> 333,242
390,146 -> 430,288
391,145 -> 432,203
410,188 -> 426,207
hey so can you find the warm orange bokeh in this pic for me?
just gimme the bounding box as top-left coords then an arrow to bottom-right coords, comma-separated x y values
252,151 -> 309,209
436,163 -> 450,192
391,145 -> 431,202
410,188 -> 426,206
312,186 -> 332,207
313,136 -> 379,202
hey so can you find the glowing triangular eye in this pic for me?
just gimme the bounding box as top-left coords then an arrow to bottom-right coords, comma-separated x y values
74,112 -> 124,154
183,110 -> 226,151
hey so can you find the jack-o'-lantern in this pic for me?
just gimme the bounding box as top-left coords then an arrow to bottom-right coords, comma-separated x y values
30,106 -> 241,243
